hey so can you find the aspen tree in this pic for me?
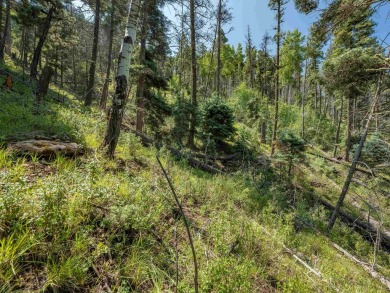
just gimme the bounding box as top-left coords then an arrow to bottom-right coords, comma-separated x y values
103,0 -> 141,157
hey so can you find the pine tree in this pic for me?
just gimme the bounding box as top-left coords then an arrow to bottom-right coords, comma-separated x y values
188,0 -> 197,148
322,0 -> 378,161
84,0 -> 101,106
269,0 -> 288,156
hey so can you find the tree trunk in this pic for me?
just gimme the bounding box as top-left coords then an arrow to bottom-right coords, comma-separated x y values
261,121 -> 267,143
85,0 -> 101,106
103,0 -> 141,158
100,0 -> 115,109
60,55 -> 64,87
216,0 -> 222,98
270,1 -> 281,156
0,0 -> 10,61
203,22 -> 217,98
135,1 -> 149,132
302,49 -> 309,139
54,46 -> 59,84
319,86 -> 322,116
35,65 -> 54,105
328,81 -> 382,233
5,2 -> 11,56
178,1 -> 185,89
333,97 -> 344,158
72,47 -> 77,91
188,0 -> 197,149
30,7 -> 54,80
345,96 -> 353,162
0,0 -> 3,36
21,28 -> 26,79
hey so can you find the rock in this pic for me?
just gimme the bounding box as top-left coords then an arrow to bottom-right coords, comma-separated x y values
9,140 -> 82,157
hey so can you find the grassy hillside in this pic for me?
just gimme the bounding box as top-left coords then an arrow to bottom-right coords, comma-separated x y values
1,60 -> 389,292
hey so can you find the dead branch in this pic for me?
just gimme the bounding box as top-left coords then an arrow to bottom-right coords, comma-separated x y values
156,156 -> 199,293
331,242 -> 390,290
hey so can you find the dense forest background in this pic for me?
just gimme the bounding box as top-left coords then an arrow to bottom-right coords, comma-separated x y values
0,0 -> 390,292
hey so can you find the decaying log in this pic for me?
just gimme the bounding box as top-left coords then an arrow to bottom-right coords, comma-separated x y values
9,140 -> 82,157
318,198 -> 390,251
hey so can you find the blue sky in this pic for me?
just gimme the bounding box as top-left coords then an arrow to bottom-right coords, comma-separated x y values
73,0 -> 389,50
163,0 -> 390,50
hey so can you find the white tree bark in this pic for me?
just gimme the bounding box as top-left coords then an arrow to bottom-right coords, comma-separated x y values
117,0 -> 141,81
103,0 -> 142,157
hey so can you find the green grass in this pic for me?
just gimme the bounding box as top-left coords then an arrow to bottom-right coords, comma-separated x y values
0,59 -> 389,292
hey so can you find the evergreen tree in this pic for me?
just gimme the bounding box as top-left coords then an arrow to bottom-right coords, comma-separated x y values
322,0 -> 379,161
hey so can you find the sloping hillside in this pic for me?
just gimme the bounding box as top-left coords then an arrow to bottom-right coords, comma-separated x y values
1,61 -> 389,292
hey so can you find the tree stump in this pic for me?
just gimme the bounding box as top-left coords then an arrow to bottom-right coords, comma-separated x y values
35,65 -> 54,104
2,74 -> 13,90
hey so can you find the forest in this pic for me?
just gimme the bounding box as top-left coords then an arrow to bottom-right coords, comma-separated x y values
0,0 -> 390,291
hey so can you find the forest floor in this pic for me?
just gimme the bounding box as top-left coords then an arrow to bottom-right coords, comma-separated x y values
1,59 -> 390,292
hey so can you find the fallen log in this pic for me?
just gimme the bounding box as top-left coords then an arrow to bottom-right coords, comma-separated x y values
258,225 -> 339,291
294,215 -> 390,290
130,130 -> 223,174
307,152 -> 373,175
331,242 -> 390,290
191,153 -> 240,162
317,198 -> 390,251
9,140 -> 82,157
307,152 -> 390,183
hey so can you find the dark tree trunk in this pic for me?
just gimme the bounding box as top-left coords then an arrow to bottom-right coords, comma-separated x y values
60,55 -> 63,87
345,95 -> 353,162
333,97 -> 344,158
302,48 -> 308,139
103,75 -> 128,157
188,0 -> 197,148
216,0 -> 222,97
54,46 -> 59,84
30,7 -> 54,80
0,0 -> 10,61
21,28 -> 27,79
270,1 -> 281,156
328,83 -> 382,233
136,1 -> 148,132
261,121 -> 267,143
85,0 -> 101,106
35,65 -> 54,105
99,0 -> 115,110
72,47 -> 77,91
0,0 -> 3,35
5,2 -> 11,55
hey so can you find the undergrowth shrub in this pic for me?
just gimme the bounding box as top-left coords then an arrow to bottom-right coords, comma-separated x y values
275,130 -> 305,177
199,98 -> 235,146
352,133 -> 390,167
